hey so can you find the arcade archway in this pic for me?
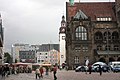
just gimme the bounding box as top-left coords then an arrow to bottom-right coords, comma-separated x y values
109,57 -> 115,62
117,57 -> 120,61
99,57 -> 106,63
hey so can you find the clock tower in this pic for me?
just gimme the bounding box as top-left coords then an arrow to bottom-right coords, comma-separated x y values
59,15 -> 66,68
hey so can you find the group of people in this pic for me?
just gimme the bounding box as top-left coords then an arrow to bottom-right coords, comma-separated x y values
35,66 -> 44,79
0,64 -> 58,80
35,65 -> 58,80
0,65 -> 10,77
0,64 -> 32,78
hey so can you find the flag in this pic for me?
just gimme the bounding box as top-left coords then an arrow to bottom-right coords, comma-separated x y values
69,0 -> 74,6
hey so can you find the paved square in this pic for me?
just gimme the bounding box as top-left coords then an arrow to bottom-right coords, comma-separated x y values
1,70 -> 120,80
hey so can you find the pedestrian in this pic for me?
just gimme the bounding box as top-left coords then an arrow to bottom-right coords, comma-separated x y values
1,66 -> 5,77
99,65 -> 102,76
39,66 -> 44,78
35,67 -> 40,79
45,66 -> 49,75
88,64 -> 92,74
53,65 -> 57,80
85,66 -> 88,74
5,65 -> 10,77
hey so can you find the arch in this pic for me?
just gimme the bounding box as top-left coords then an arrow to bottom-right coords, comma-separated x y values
112,31 -> 119,43
75,26 -> 87,40
109,57 -> 115,62
103,31 -> 111,41
94,31 -> 103,40
112,31 -> 119,39
99,57 -> 106,63
117,57 -> 120,61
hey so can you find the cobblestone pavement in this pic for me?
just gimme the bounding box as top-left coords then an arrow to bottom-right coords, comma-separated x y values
0,70 -> 120,80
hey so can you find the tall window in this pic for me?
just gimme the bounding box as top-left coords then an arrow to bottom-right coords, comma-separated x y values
75,26 -> 87,40
114,45 -> 119,51
97,45 -> 102,50
82,45 -> 88,52
105,45 -> 110,50
74,56 -> 79,64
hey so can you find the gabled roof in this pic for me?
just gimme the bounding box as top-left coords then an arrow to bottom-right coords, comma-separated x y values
74,10 -> 88,19
66,2 -> 116,21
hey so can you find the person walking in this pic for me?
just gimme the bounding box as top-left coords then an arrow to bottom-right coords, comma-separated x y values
1,66 -> 5,77
53,65 -> 57,80
88,64 -> 92,74
85,66 -> 88,74
35,68 -> 40,79
5,65 -> 10,77
85,59 -> 89,74
99,65 -> 102,76
45,66 -> 49,75
39,66 -> 44,78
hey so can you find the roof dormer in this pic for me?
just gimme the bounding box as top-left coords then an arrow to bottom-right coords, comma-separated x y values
74,10 -> 88,20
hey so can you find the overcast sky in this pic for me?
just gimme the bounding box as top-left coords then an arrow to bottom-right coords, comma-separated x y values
0,0 -> 115,52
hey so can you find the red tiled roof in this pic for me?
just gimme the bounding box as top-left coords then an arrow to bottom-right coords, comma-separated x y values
66,2 -> 116,21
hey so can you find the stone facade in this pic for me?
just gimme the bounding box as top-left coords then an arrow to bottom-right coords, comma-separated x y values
116,0 -> 120,27
0,14 -> 3,65
66,2 -> 120,69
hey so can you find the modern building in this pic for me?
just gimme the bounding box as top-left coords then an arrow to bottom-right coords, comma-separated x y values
49,49 -> 59,65
59,15 -> 66,67
65,1 -> 120,69
0,14 -> 4,65
38,44 -> 59,52
19,50 -> 36,63
36,51 -> 49,64
11,43 -> 59,64
36,44 -> 59,65
11,44 -> 36,63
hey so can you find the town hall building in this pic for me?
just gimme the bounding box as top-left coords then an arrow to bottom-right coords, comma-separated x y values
65,1 -> 120,69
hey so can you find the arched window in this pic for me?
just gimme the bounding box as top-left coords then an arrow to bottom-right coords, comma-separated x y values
94,32 -> 103,40
75,26 -> 87,40
112,31 -> 119,43
112,31 -> 119,40
103,31 -> 111,41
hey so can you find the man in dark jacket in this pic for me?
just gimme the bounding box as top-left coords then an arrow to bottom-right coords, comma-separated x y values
5,65 -> 10,77
53,65 -> 57,80
99,65 -> 102,76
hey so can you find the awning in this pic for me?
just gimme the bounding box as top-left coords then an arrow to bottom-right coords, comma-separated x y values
97,51 -> 120,55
